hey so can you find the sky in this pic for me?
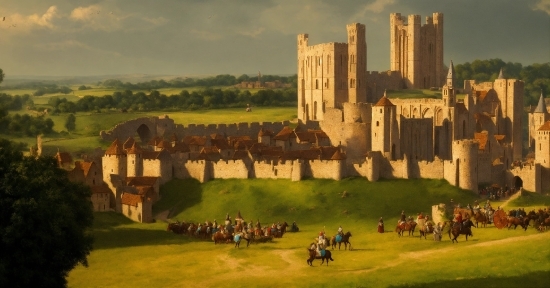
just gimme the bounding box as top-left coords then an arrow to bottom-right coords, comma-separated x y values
0,0 -> 549,78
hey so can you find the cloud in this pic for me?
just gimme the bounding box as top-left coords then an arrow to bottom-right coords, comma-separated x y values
69,5 -> 168,31
1,6 -> 59,32
350,0 -> 395,20
190,29 -> 223,41
238,27 -> 265,38
36,40 -> 121,57
69,5 -> 100,22
533,0 -> 550,15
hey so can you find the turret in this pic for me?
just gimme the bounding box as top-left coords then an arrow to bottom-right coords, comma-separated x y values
442,61 -> 456,107
372,92 -> 398,159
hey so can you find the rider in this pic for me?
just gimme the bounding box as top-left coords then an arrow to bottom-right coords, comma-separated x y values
213,219 -> 217,228
454,212 -> 463,230
292,221 -> 298,232
399,210 -> 406,225
473,201 -> 480,214
318,231 -> 326,250
425,215 -> 433,231
337,225 -> 343,236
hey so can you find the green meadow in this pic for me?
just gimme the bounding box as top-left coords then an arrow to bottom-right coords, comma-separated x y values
67,178 -> 550,288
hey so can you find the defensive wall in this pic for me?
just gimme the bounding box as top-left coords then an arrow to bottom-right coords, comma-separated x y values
506,163 -> 541,193
100,115 -> 289,142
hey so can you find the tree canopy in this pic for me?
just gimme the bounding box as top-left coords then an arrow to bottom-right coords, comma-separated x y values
0,139 -> 94,287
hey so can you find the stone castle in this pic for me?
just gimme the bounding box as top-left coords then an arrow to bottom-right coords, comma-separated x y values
64,12 -> 548,223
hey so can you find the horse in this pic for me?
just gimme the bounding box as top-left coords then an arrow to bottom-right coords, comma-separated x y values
331,231 -> 352,250
419,224 -> 434,240
507,217 -> 529,231
212,231 -> 232,244
448,219 -> 475,243
167,222 -> 187,234
233,232 -> 251,248
473,211 -> 489,228
306,248 -> 334,266
395,221 -> 417,237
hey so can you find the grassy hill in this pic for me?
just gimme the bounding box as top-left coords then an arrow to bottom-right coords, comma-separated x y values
67,178 -> 550,287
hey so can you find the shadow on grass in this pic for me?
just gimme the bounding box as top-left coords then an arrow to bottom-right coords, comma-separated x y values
388,270 -> 550,288
153,178 -> 203,217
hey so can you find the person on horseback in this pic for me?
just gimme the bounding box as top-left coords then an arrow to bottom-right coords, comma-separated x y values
337,225 -> 343,236
425,215 -> 433,230
213,219 -> 217,228
292,221 -> 298,232
399,210 -> 406,225
473,201 -> 480,214
454,212 -> 463,231
196,222 -> 202,235
318,231 -> 326,249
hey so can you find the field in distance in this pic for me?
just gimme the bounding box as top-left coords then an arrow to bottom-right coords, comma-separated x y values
67,178 -> 550,288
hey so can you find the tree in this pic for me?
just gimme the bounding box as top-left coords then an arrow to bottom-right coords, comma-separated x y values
0,68 -> 4,84
65,113 -> 76,132
0,139 -> 94,287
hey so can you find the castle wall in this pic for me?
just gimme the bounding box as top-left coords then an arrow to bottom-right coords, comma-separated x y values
307,159 -> 344,180
366,71 -> 403,103
212,160 -> 249,179
253,160 -> 301,180
506,164 -> 541,193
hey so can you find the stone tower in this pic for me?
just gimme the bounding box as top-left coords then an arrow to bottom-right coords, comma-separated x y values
452,139 -> 478,193
529,91 -> 549,148
127,142 -> 143,177
535,121 -> 550,168
493,69 -> 524,160
102,139 -> 127,183
372,93 -> 399,160
346,23 -> 367,104
390,12 -> 444,89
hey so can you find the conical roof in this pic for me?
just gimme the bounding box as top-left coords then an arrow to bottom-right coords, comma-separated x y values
446,60 -> 455,80
374,95 -> 395,107
497,68 -> 504,79
534,91 -> 547,113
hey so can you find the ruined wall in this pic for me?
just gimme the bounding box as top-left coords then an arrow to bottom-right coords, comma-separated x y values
100,116 -> 289,143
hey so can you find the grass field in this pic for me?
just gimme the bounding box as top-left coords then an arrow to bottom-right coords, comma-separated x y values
67,178 -> 550,288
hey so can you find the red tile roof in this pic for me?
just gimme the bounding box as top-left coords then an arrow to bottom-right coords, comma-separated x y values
273,126 -> 296,141
126,142 -> 143,154
123,137 -> 136,150
474,133 -> 488,150
374,96 -> 395,107
538,121 -> 550,131
105,139 -> 125,155
121,193 -> 143,207
126,176 -> 159,186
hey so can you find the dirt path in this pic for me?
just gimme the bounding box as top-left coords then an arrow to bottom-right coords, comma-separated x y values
500,190 -> 522,208
343,232 -> 549,275
154,210 -> 170,222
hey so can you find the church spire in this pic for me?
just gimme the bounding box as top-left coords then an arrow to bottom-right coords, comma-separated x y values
534,90 -> 547,113
446,60 -> 455,87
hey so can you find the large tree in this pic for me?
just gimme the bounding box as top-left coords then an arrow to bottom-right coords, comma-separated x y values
65,113 -> 76,132
0,139 -> 94,287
